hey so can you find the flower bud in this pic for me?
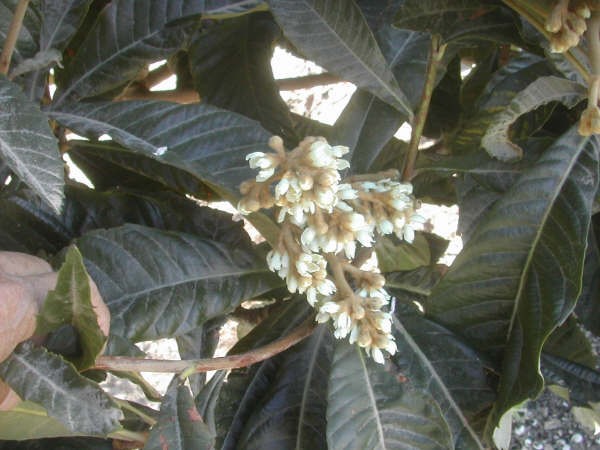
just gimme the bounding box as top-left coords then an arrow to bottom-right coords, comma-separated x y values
579,106 -> 600,136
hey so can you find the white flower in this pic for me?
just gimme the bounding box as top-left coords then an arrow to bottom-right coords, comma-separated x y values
336,159 -> 350,170
371,347 -> 385,364
256,167 -> 275,182
246,151 -> 266,166
267,249 -> 290,279
337,183 -> 358,200
316,278 -> 336,296
331,145 -> 350,157
275,178 -> 290,197
308,141 -> 336,168
320,301 -> 340,314
377,219 -> 394,235
343,241 -> 356,259
334,312 -> 352,338
403,224 -> 415,243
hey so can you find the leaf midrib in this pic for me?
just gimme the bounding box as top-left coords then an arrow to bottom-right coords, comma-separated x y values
358,348 -> 386,449
505,137 -> 589,341
393,317 -> 483,448
295,326 -> 327,450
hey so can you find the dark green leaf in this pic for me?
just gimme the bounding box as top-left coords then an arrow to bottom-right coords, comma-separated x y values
22,0 -> 93,101
268,0 -> 413,117
0,77 -> 63,213
67,140 -> 215,197
145,377 -> 214,450
396,306 -> 496,424
189,13 -> 296,143
49,101 -> 266,195
62,185 -> 253,248
0,0 -> 41,68
0,436 -> 112,449
53,0 -> 204,103
543,316 -> 597,369
542,353 -> 600,405
392,316 -> 485,448
216,300 -> 331,450
176,317 -> 224,394
424,56 -> 462,138
0,343 -> 122,435
36,246 -> 106,370
76,224 -> 282,341
482,76 -> 585,161
328,342 -> 452,450
201,1 -> 268,19
575,216 -> 600,335
394,0 -> 521,44
0,189 -> 70,253
386,266 -> 443,299
291,113 -> 335,141
0,401 -> 75,440
448,54 -> 556,155
375,233 -> 431,273
376,27 -> 435,109
427,129 -> 600,430
195,370 -> 226,438
334,89 -> 405,173
50,100 -> 280,241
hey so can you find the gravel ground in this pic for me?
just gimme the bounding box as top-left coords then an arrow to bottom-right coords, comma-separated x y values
510,389 -> 600,450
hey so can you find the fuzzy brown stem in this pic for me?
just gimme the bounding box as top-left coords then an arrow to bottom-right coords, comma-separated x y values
402,35 -> 445,182
276,72 -> 342,90
119,73 -> 343,102
588,11 -> 600,81
326,253 -> 355,297
142,63 -> 173,90
94,315 -> 316,373
0,0 -> 30,75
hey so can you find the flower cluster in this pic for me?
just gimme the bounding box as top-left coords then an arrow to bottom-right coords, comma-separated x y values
350,179 -> 425,243
546,0 -> 590,53
238,136 -> 423,363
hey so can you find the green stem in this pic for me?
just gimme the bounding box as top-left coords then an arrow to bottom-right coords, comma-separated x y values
107,429 -> 147,443
95,315 -> 316,374
502,0 -> 590,83
0,0 -> 30,75
402,34 -> 445,182
114,399 -> 157,426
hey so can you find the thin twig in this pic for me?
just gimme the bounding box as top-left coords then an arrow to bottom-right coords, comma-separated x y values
276,72 -> 342,90
0,0 -> 30,75
94,315 -> 316,374
117,88 -> 200,103
402,35 -> 445,182
118,73 -> 344,102
142,63 -> 173,90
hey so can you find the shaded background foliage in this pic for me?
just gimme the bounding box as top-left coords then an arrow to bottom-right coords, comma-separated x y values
0,0 -> 599,449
